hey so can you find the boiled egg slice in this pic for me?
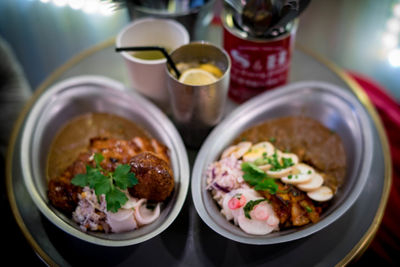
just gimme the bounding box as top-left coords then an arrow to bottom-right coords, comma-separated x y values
296,172 -> 324,192
258,164 -> 272,172
280,163 -> 315,184
253,142 -> 275,156
266,167 -> 293,178
242,142 -> 273,162
221,141 -> 252,159
278,151 -> 299,165
265,151 -> 299,178
307,186 -> 333,202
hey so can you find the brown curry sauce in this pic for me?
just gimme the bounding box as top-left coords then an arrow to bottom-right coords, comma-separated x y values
47,112 -> 151,181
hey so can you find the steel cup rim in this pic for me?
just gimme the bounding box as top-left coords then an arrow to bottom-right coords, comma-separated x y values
166,41 -> 232,86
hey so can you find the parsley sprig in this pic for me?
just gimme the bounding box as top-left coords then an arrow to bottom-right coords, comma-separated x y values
71,153 -> 138,213
241,162 -> 278,194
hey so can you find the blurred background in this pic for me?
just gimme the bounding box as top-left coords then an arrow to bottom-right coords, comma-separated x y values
0,0 -> 399,100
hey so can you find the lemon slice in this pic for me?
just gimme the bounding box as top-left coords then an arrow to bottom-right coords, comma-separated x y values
199,63 -> 223,78
179,68 -> 218,85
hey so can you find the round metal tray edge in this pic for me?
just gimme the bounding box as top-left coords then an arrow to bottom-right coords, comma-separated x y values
6,40 -> 392,266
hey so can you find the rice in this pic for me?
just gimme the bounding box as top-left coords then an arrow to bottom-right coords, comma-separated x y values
72,187 -> 110,233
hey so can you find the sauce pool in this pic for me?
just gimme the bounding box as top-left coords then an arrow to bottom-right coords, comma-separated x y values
46,113 -> 151,181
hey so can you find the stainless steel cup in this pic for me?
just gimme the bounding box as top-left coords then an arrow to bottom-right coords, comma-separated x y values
166,42 -> 231,149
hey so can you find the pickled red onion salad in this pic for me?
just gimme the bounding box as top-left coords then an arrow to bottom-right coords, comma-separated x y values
206,141 -> 334,235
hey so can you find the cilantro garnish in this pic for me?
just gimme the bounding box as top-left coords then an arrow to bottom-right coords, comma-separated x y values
281,157 -> 294,168
268,151 -> 280,170
243,199 -> 269,219
253,150 -> 294,171
241,162 -> 278,194
268,151 -> 294,171
71,153 -> 138,213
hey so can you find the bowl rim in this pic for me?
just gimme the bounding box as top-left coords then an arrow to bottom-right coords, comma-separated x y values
191,80 -> 374,245
20,75 -> 190,247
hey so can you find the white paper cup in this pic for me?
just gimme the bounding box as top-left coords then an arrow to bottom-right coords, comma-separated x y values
116,18 -> 189,110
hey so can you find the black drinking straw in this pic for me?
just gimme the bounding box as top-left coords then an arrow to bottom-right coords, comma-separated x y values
115,46 -> 181,78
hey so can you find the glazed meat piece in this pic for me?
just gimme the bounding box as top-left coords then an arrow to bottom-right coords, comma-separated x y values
89,136 -> 170,167
128,152 -> 174,202
48,180 -> 81,214
259,181 -> 322,228
48,136 -> 171,214
47,153 -> 90,213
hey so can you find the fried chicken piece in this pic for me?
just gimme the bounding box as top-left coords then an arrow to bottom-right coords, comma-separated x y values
48,136 -> 171,214
128,152 -> 174,202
